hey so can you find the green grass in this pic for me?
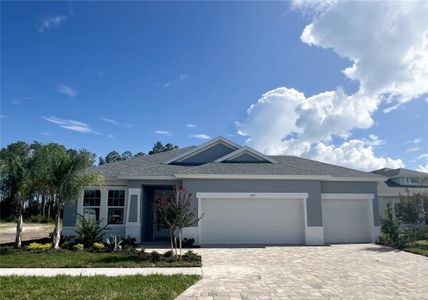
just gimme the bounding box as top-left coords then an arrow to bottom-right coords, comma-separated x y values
0,250 -> 201,268
404,239 -> 428,257
0,275 -> 200,300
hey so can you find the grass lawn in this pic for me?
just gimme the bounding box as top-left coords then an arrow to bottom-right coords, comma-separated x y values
0,275 -> 200,300
405,240 -> 428,257
0,250 -> 201,268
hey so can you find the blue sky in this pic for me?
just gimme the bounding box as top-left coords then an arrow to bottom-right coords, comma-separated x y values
1,1 -> 427,171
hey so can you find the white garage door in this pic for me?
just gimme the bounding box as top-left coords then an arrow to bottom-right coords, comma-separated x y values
322,198 -> 371,244
200,198 -> 305,245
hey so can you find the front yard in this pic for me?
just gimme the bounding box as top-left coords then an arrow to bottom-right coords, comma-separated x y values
0,248 -> 201,268
0,275 -> 200,300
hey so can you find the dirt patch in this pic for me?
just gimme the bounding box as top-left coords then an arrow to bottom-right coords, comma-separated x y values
0,223 -> 54,244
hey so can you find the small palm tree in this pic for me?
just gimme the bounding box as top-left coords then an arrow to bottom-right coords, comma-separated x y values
33,144 -> 103,249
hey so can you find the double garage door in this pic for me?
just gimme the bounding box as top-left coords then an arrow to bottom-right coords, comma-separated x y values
200,197 -> 305,245
199,194 -> 373,245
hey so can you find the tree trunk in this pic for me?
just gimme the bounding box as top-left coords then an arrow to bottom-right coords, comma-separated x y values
41,194 -> 46,219
169,230 -> 174,253
52,197 -> 63,249
179,230 -> 182,260
15,196 -> 24,248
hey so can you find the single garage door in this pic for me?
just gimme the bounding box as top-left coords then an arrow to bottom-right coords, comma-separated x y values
200,198 -> 305,245
322,198 -> 371,243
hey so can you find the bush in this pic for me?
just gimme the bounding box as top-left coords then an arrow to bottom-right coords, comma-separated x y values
28,243 -> 52,250
60,241 -> 72,250
182,238 -> 195,248
92,242 -> 105,251
73,243 -> 84,251
122,236 -> 137,250
75,214 -> 108,248
25,214 -> 49,224
149,251 -> 161,262
182,250 -> 200,261
106,235 -> 122,252
163,250 -> 174,258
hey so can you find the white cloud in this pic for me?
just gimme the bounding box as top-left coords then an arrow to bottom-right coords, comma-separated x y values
185,123 -> 197,128
102,118 -> 118,125
406,147 -> 421,153
406,138 -> 422,144
418,153 -> 428,160
180,73 -> 189,80
308,140 -> 404,171
38,16 -> 67,32
43,116 -> 93,133
237,87 -> 402,171
298,0 -> 428,111
189,134 -> 211,140
155,130 -> 172,135
417,163 -> 428,173
236,1 -> 428,170
57,84 -> 77,97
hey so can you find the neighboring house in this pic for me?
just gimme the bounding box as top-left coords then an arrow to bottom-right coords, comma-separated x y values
63,137 -> 386,246
372,168 -> 428,224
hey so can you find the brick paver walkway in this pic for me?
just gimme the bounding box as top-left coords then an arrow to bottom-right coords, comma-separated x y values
177,244 -> 428,299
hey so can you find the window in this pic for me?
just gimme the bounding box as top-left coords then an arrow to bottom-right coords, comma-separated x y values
108,190 -> 125,224
83,190 -> 100,221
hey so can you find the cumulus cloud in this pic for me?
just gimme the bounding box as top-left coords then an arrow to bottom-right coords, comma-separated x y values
38,16 -> 67,32
237,1 -> 428,171
57,84 -> 77,97
43,116 -> 93,133
189,134 -> 211,140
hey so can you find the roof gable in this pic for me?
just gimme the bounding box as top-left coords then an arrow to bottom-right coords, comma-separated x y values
214,147 -> 277,163
162,136 -> 241,165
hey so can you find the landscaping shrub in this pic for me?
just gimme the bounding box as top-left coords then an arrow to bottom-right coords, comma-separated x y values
92,242 -> 105,251
73,243 -> 84,251
75,214 -> 108,248
163,250 -> 174,258
25,214 -> 49,223
183,250 -> 199,261
106,235 -> 122,252
149,251 -> 161,262
60,241 -> 72,250
27,243 -> 52,250
122,236 -> 137,250
181,238 -> 195,248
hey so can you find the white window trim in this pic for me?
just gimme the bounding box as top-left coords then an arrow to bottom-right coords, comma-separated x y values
106,188 -> 128,226
195,192 -> 309,245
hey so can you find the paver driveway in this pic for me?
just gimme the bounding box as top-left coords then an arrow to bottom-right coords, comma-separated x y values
177,244 -> 428,300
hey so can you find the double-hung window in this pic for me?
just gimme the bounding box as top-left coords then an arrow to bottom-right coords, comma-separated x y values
108,190 -> 125,224
83,190 -> 101,221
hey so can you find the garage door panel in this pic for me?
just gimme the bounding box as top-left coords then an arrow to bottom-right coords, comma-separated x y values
201,198 -> 304,245
322,199 -> 370,244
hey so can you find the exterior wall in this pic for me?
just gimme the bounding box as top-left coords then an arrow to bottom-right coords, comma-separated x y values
321,181 -> 380,226
63,201 -> 78,227
182,179 -> 323,226
378,195 -> 400,219
227,153 -> 265,163
178,143 -> 236,164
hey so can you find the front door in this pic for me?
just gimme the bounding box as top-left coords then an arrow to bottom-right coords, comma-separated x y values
152,189 -> 173,241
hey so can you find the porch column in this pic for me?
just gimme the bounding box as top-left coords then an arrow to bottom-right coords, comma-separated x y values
125,188 -> 142,243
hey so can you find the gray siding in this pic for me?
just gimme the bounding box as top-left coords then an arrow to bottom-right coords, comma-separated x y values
321,181 -> 380,226
63,201 -> 77,226
178,143 -> 236,164
227,153 -> 265,163
183,179 -> 323,226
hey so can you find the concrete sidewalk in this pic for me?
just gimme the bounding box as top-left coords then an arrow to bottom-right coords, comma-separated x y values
0,267 -> 202,277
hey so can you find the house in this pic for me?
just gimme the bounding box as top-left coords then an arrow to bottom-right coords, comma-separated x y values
372,168 -> 428,223
63,136 -> 386,246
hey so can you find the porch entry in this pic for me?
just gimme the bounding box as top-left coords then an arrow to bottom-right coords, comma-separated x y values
142,186 -> 174,242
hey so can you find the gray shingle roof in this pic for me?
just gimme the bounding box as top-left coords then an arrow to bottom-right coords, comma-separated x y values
378,181 -> 428,195
90,147 -> 384,179
176,155 -> 385,178
372,168 -> 428,178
